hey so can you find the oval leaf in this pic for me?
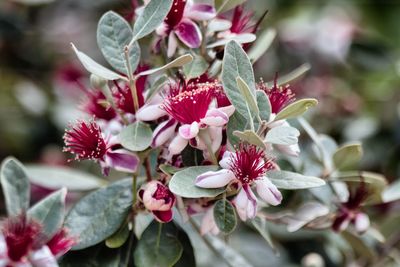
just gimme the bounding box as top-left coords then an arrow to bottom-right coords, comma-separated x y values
169,166 -> 225,198
265,126 -> 300,145
97,11 -> 140,74
105,222 -> 130,249
275,98 -> 318,121
64,178 -> 133,250
233,130 -> 266,149
222,40 -> 256,120
334,171 -> 387,188
267,170 -> 325,189
119,122 -> 153,151
28,188 -> 67,241
236,76 -> 259,119
131,0 -> 173,41
333,142 -> 363,170
26,165 -> 106,191
1,157 -> 30,215
213,199 -> 237,234
71,43 -> 126,81
137,54 -> 193,77
183,55 -> 208,79
256,90 -> 271,121
134,221 -> 183,267
227,111 -> 248,146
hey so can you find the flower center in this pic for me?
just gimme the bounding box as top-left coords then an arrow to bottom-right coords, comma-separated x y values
162,82 -> 215,125
229,144 -> 274,185
63,120 -> 108,161
257,78 -> 296,114
82,90 -> 116,121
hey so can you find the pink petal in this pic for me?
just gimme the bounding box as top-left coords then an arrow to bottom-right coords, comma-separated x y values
152,119 -> 177,147
208,126 -> 223,153
195,169 -> 235,188
168,135 -> 189,156
185,3 -> 216,21
255,178 -> 282,206
201,208 -> 219,235
179,122 -> 199,139
275,144 -> 300,157
219,151 -> 235,169
136,104 -> 167,121
354,212 -> 370,234
0,235 -> 8,263
234,185 -> 257,221
153,210 -> 173,223
218,105 -> 235,117
105,149 -> 139,173
167,31 -> 178,58
200,108 -> 229,126
29,246 -> 59,267
175,19 -> 202,48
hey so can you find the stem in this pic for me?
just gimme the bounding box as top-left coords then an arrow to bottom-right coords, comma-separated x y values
198,129 -> 218,165
144,157 -> 152,182
124,46 -> 140,113
132,173 -> 138,212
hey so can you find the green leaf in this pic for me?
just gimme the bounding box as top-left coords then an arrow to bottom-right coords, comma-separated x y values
267,170 -> 326,189
169,166 -> 225,198
134,221 -> 183,267
215,0 -> 246,13
71,43 -> 126,81
183,55 -> 208,79
137,54 -> 193,77
227,111 -> 248,146
334,171 -> 387,188
265,126 -> 300,145
28,188 -> 66,241
131,0 -> 173,41
236,76 -> 259,120
275,98 -> 318,121
97,11 -> 140,74
105,222 -> 130,249
119,122 -> 153,151
146,75 -> 169,101
222,40 -> 256,120
275,63 -> 311,86
64,178 -> 133,250
26,165 -> 105,191
256,90 -> 271,121
1,157 -> 30,215
332,142 -> 363,170
213,199 -> 237,234
248,29 -> 276,63
159,164 -> 183,176
174,224 -> 195,267
382,179 -> 400,203
233,130 -> 266,149
251,216 -> 275,249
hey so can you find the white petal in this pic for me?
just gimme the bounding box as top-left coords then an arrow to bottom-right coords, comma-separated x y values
275,143 -> 300,157
179,122 -> 199,140
218,105 -> 235,117
255,177 -> 283,206
207,18 -> 232,34
152,119 -> 177,147
355,212 -> 370,234
201,108 -> 229,126
29,246 -> 59,267
234,186 -> 257,221
167,31 -> 178,58
219,151 -> 234,169
168,135 -> 189,156
208,126 -> 223,153
195,169 -> 235,188
136,104 -> 167,121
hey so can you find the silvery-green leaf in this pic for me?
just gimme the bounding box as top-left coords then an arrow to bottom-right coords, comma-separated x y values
256,90 -> 271,121
213,199 -> 237,234
137,54 -> 193,77
183,55 -> 208,79
97,11 -> 140,74
333,171 -> 387,188
227,111 -> 248,146
248,29 -> 276,63
265,126 -> 300,145
169,166 -> 225,198
251,217 -> 274,249
267,170 -> 325,189
131,0 -> 173,42
332,142 -> 363,170
119,122 -> 152,151
274,63 -> 311,86
28,188 -> 67,241
207,33 -> 256,48
215,0 -> 246,13
71,43 -> 126,81
159,164 -> 183,176
134,221 -> 183,267
65,178 -> 133,250
382,179 -> 400,203
233,130 -> 266,149
275,98 -> 318,121
26,165 -> 106,191
146,75 -> 169,101
0,157 -> 30,215
236,76 -> 259,120
222,40 -> 256,120
105,222 -> 130,249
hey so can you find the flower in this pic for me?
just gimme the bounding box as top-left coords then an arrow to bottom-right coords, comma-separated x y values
46,228 -> 76,258
0,214 -> 75,267
138,181 -> 176,223
195,144 -> 282,221
332,183 -> 370,234
156,0 -> 216,57
81,89 -> 117,121
63,120 -> 139,175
